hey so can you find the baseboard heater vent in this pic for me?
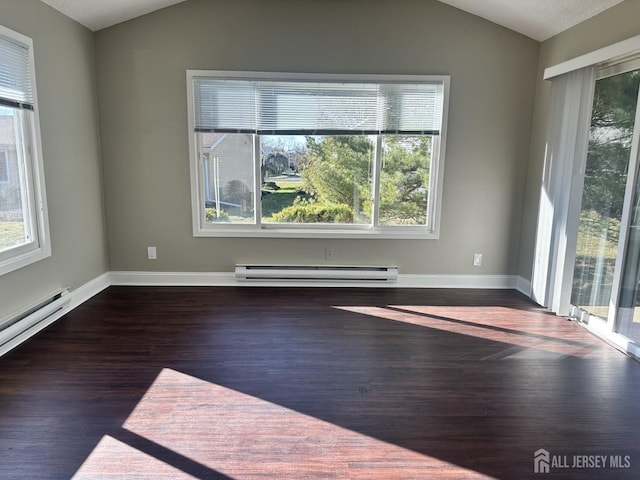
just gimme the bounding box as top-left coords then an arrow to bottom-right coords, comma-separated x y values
235,264 -> 398,283
0,289 -> 70,357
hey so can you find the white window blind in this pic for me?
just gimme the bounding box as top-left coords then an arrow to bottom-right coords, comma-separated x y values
531,66 -> 596,314
193,77 -> 444,135
0,33 -> 33,110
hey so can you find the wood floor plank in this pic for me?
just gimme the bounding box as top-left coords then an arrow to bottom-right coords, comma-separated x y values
0,287 -> 639,479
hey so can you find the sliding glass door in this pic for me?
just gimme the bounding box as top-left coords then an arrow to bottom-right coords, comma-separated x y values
532,40 -> 640,357
567,61 -> 640,350
571,69 -> 640,320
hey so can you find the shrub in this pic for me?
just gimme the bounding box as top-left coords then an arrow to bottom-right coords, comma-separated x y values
224,180 -> 253,206
271,201 -> 353,223
205,208 -> 229,222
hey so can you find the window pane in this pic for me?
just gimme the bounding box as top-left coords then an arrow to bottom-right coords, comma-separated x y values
379,135 -> 431,225
261,135 -> 373,225
198,133 -> 255,224
0,107 -> 31,253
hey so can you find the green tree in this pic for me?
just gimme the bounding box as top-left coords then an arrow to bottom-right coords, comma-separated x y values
302,136 -> 374,221
301,135 -> 432,224
261,151 -> 289,182
591,70 -> 640,131
582,70 -> 640,221
379,136 -> 431,225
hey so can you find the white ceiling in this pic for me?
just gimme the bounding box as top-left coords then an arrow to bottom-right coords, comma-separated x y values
438,0 -> 624,41
39,0 -> 188,32
39,0 -> 624,41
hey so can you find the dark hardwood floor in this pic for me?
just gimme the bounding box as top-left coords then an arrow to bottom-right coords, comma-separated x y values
1,286 -> 639,479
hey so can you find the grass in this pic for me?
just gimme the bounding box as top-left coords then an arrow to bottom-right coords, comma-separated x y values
575,229 -> 619,259
572,210 -> 619,311
573,212 -> 640,322
575,210 -> 620,260
260,177 -> 309,220
262,191 -> 310,221
0,221 -> 25,251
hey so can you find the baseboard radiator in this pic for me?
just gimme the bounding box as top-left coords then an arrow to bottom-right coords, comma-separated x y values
235,264 -> 398,283
0,289 -> 71,357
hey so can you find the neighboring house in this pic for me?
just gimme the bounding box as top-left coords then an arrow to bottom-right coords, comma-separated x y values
0,115 -> 20,221
201,132 -> 254,214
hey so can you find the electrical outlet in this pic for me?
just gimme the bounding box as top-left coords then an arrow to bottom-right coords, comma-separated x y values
473,253 -> 483,267
147,246 -> 157,260
325,248 -> 334,261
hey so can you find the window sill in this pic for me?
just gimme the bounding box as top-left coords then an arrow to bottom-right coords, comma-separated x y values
0,244 -> 51,277
193,227 -> 439,240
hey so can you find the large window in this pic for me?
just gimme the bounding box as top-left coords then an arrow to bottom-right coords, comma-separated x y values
0,25 -> 50,275
187,71 -> 449,238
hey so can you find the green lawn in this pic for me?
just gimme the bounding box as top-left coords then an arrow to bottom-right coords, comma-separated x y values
259,177 -> 306,220
0,221 -> 25,251
572,210 -> 619,310
261,191 -> 300,219
575,231 -> 619,259
575,210 -> 620,260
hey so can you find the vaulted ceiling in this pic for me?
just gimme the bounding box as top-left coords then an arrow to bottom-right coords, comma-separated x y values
39,0 -> 624,42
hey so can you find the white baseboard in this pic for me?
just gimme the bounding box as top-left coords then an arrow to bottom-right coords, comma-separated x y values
0,272 -> 110,358
396,274 -> 521,289
109,271 -> 236,286
110,270 -> 530,290
68,272 -> 111,309
515,276 -> 532,297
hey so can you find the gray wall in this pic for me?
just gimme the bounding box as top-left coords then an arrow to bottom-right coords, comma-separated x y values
519,0 -> 640,281
0,0 -> 107,318
1,0 -> 634,321
96,0 -> 539,275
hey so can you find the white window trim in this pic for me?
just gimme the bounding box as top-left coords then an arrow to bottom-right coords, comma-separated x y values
0,25 -> 51,276
186,70 -> 450,239
544,34 -> 640,80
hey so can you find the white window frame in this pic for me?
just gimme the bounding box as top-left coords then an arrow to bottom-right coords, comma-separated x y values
186,70 -> 449,239
0,25 -> 50,276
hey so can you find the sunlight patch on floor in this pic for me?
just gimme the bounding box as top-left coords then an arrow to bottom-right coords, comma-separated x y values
335,305 -> 601,358
73,367 -> 493,479
73,435 -> 198,479
391,305 -> 599,341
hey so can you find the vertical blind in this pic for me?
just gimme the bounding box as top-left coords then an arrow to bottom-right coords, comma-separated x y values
193,77 -> 444,135
0,33 -> 33,110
